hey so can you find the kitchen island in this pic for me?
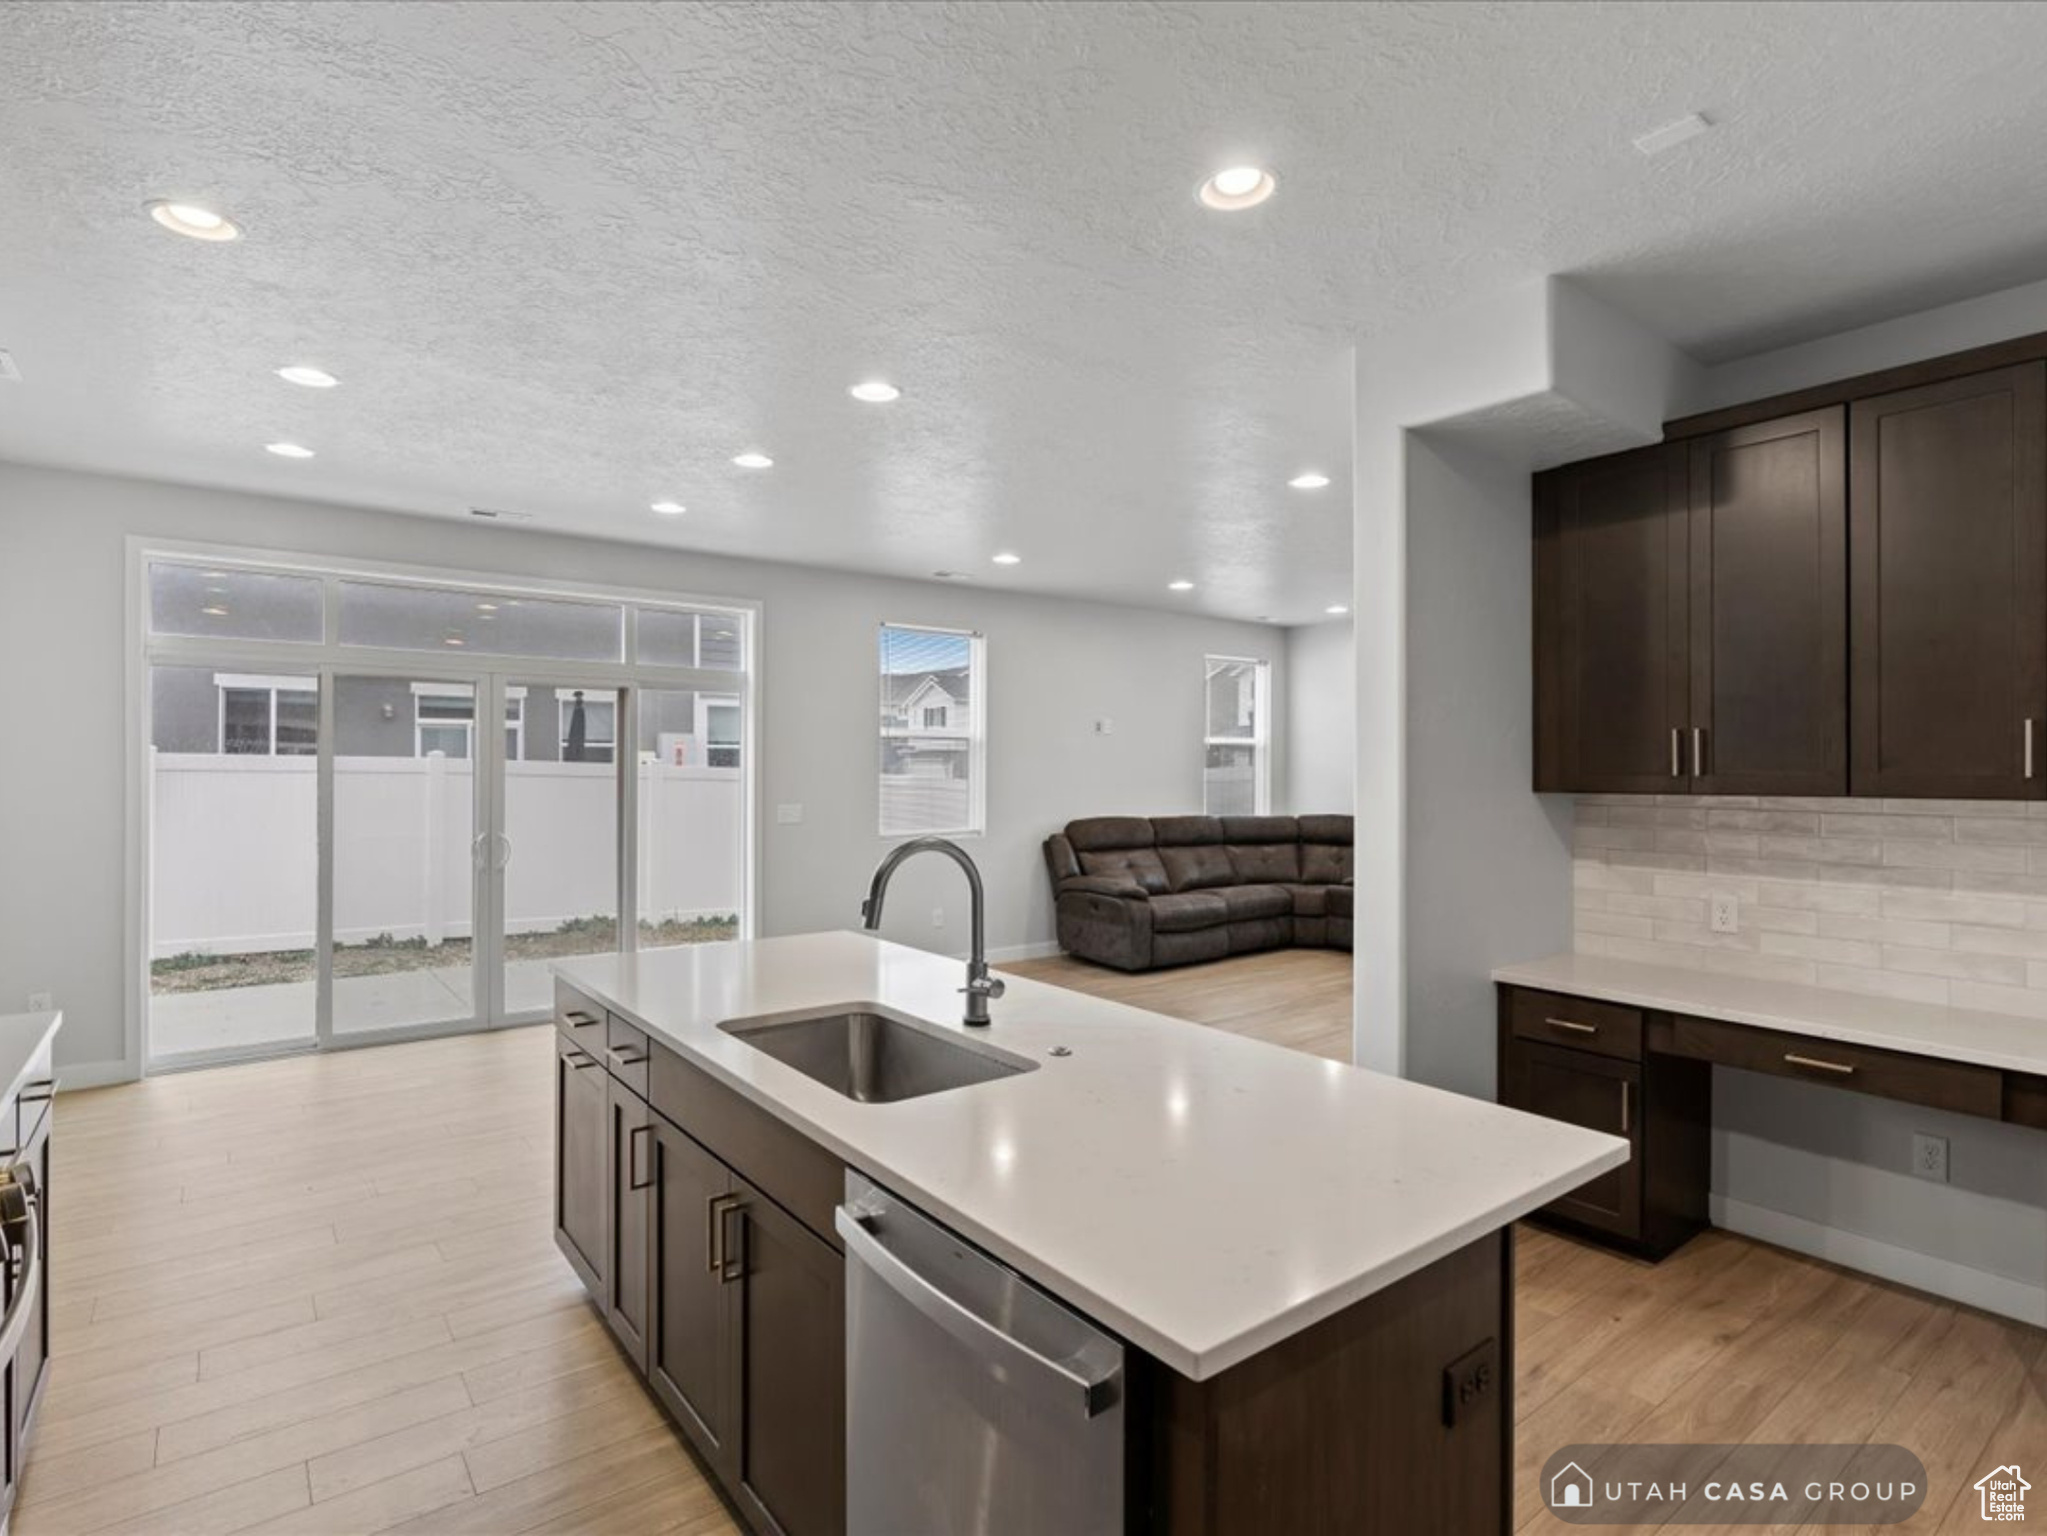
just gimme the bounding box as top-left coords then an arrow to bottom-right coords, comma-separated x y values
551,933 -> 1624,1535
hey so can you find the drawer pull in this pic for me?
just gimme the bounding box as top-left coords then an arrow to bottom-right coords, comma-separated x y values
563,1010 -> 601,1029
1545,1018 -> 1599,1035
605,1045 -> 649,1068
1784,1052 -> 1856,1076
1620,1079 -> 1631,1136
566,1049 -> 601,1071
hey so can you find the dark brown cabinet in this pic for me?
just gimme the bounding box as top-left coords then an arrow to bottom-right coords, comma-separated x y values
605,1077 -> 653,1371
731,1186 -> 846,1536
1535,441 -> 1689,793
1849,363 -> 2047,799
553,1031 -> 608,1303
649,1116 -> 739,1482
1687,407 -> 1847,795
1501,1040 -> 1641,1240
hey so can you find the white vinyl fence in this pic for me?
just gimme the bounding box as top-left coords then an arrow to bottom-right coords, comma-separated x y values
150,752 -> 743,957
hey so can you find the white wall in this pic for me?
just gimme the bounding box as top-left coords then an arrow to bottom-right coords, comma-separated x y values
1283,619 -> 1353,814
0,460 -> 1282,1080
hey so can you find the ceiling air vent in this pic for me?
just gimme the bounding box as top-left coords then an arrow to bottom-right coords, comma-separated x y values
468,506 -> 536,523
0,351 -> 20,382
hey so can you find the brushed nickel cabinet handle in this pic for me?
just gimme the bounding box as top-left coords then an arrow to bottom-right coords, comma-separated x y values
2027,719 -> 2036,780
566,1049 -> 600,1070
1671,727 -> 1683,778
563,1010 -> 600,1029
1619,1080 -> 1631,1136
718,1202 -> 747,1284
706,1193 -> 741,1273
628,1124 -> 653,1192
1692,726 -> 1705,778
605,1045 -> 648,1068
1545,1017 -> 1598,1035
1783,1052 -> 1856,1076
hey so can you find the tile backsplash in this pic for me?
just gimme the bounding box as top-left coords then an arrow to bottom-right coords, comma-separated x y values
1573,795 -> 2047,1017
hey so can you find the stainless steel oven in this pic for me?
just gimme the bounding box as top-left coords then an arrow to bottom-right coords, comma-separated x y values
838,1172 -> 1125,1536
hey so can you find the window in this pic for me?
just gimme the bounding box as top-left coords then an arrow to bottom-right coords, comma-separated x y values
215,674 -> 317,755
557,690 -> 616,763
698,695 -> 743,768
880,624 -> 984,835
410,684 -> 523,760
1204,656 -> 1270,816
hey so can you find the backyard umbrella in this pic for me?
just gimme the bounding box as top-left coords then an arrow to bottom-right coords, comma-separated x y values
565,691 -> 587,761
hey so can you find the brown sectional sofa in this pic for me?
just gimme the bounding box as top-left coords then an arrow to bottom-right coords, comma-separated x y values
1042,814 -> 1354,972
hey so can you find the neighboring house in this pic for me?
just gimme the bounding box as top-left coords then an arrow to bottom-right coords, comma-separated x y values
880,666 -> 973,781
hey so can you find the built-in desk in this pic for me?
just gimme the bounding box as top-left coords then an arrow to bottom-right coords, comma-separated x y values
1492,955 -> 2047,1257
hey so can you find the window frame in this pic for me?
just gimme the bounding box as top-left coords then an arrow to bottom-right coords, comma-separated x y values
214,672 -> 318,756
1203,654 -> 1272,817
878,623 -> 987,838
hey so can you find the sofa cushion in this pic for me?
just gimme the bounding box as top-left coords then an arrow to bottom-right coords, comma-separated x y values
1298,814 -> 1353,844
1077,847 -> 1170,895
1218,884 -> 1292,921
1227,842 -> 1300,882
1152,815 -> 1224,847
1301,842 -> 1352,885
1149,891 -> 1231,933
1067,816 -> 1156,853
1220,815 -> 1299,843
1325,883 -> 1354,919
1159,842 -> 1236,892
1287,883 -> 1329,918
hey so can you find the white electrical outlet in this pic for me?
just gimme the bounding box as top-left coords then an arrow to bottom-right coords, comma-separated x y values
1709,894 -> 1739,934
26,992 -> 51,1013
1911,1132 -> 1949,1183
931,907 -> 945,929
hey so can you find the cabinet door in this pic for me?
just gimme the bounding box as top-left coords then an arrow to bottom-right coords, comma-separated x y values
604,1080 -> 653,1371
1688,408 -> 1848,795
1502,1040 -> 1641,1241
1535,442 -> 1690,792
1851,363 -> 2047,798
650,1119 -> 739,1482
730,1181 -> 846,1536
553,1033 -> 608,1303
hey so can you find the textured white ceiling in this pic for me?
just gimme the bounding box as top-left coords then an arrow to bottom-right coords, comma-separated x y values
6,2 -> 2047,621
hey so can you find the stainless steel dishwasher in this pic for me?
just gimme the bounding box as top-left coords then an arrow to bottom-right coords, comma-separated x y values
838,1171 -> 1126,1536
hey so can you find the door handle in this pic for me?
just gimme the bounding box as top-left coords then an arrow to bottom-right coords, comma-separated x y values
1619,1079 -> 1631,1136
1671,727 -> 1682,778
471,831 -> 489,872
718,1201 -> 747,1284
494,832 -> 513,870
628,1124 -> 653,1191
2027,719 -> 2036,780
707,1193 -> 741,1273
1691,727 -> 1704,778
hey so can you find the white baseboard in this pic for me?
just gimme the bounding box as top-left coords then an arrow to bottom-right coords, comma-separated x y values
987,941 -> 1064,963
1711,1193 -> 2047,1327
56,1058 -> 139,1092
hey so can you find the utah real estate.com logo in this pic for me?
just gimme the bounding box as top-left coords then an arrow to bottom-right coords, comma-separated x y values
1975,1464 -> 2028,1522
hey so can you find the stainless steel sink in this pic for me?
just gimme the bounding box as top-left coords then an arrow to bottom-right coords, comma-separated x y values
718,1005 -> 1038,1103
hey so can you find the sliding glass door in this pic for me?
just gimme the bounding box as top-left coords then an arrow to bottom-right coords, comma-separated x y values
138,551 -> 756,1069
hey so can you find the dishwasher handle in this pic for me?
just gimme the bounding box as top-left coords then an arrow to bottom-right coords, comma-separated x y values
837,1205 -> 1119,1419
0,1167 -> 40,1371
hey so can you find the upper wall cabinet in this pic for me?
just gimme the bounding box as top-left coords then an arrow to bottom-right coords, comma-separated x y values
1686,408 -> 1847,796
1534,442 -> 1689,793
1849,363 -> 2047,800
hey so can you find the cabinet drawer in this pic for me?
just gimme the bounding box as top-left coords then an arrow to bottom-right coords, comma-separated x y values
555,981 -> 606,1042
2008,1073 -> 2047,1131
605,1016 -> 651,1099
1508,988 -> 1643,1062
1651,1015 -> 2002,1118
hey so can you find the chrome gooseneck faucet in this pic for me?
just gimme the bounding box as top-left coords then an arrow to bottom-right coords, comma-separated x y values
861,837 -> 1006,1026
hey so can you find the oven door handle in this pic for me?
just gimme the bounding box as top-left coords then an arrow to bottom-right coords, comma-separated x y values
0,1168 -> 41,1370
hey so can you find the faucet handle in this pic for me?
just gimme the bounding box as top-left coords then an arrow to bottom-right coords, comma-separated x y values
963,974 -> 1006,999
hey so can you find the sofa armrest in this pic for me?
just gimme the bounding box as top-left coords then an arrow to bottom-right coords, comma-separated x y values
1061,875 -> 1149,900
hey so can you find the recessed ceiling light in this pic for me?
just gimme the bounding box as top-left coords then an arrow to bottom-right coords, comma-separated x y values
1325,604 -> 1350,616
264,441 -> 314,459
276,365 -> 338,389
1633,113 -> 1712,157
443,634 -> 466,647
1168,580 -> 1195,592
848,380 -> 900,403
474,601 -> 498,612
732,452 -> 773,469
991,552 -> 1021,566
1288,471 -> 1331,490
1198,165 -> 1276,211
200,604 -> 229,618
650,500 -> 687,515
147,199 -> 241,241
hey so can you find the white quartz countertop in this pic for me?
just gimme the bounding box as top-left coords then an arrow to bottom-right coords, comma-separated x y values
556,933 -> 1626,1380
1493,954 -> 2047,1075
0,1012 -> 60,1109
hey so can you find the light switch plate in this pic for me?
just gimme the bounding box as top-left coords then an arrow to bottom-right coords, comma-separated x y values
776,803 -> 804,825
1094,717 -> 1114,735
